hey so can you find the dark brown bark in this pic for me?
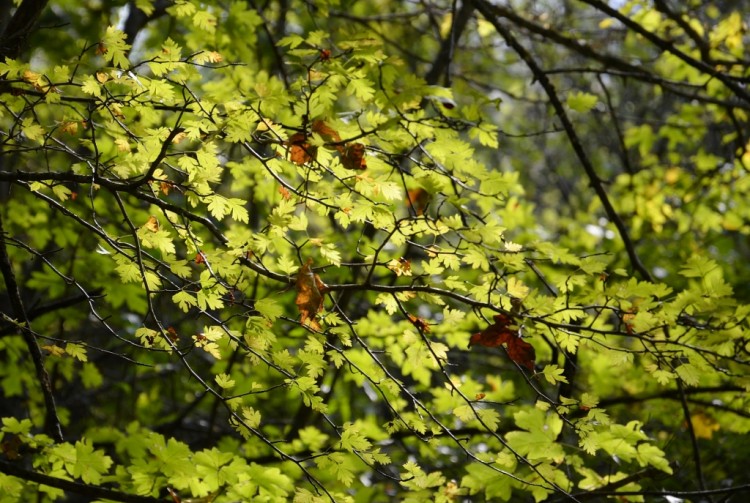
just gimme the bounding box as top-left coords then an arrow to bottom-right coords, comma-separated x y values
0,0 -> 49,60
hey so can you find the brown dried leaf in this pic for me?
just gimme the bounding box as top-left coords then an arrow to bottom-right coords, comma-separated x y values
166,326 -> 179,342
406,188 -> 430,215
407,313 -> 430,333
311,120 -> 342,144
195,251 -> 206,265
288,132 -> 317,165
388,257 -> 412,277
469,314 -> 536,371
295,258 -> 327,330
1,434 -> 22,460
340,142 -> 367,170
144,215 -> 159,232
61,121 -> 79,135
278,185 -> 292,200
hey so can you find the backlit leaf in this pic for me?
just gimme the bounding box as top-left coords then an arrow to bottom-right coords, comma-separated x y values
469,314 -> 536,371
295,258 -> 327,330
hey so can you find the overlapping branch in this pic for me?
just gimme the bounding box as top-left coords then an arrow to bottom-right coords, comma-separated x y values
0,459 -> 163,503
472,0 -> 653,281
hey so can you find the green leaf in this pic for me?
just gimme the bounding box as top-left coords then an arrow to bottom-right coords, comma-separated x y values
80,75 -> 101,96
65,343 -> 87,362
566,91 -> 598,112
541,364 -> 568,384
192,10 -> 217,33
462,248 -> 489,271
1,417 -> 33,435
347,78 -> 375,101
215,373 -> 235,389
316,453 -> 356,487
73,439 -> 113,484
135,0 -> 155,15
675,362 -> 701,386
276,255 -> 298,276
680,256 -> 719,278
173,290 -> 197,312
637,443 -> 673,474
101,26 -> 131,68
81,363 -> 103,389
339,423 -> 371,452
168,259 -> 192,278
462,461 -> 514,501
507,277 -> 529,299
278,34 -> 305,48
226,198 -> 249,223
506,409 -> 564,462
21,117 -> 44,143
255,297 -> 283,322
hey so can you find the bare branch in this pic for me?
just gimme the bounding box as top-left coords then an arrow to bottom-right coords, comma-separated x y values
0,211 -> 63,442
0,0 -> 49,60
472,0 -> 653,281
0,459 -> 165,503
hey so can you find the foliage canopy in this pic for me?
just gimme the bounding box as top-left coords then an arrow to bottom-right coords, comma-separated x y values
1,0 -> 749,501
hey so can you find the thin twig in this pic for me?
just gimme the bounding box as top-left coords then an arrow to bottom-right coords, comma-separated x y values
677,380 -> 708,493
0,459 -> 164,503
0,211 -> 63,442
473,0 -> 653,281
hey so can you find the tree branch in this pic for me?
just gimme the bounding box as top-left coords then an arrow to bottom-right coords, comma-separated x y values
677,381 -> 708,492
571,483 -> 750,500
580,0 -> 750,100
472,0 -> 653,281
469,3 -> 750,110
567,466 -> 669,501
123,0 -> 171,47
652,0 -> 710,62
424,0 -> 474,86
0,290 -> 101,337
0,459 -> 166,503
0,211 -> 63,442
0,0 -> 49,60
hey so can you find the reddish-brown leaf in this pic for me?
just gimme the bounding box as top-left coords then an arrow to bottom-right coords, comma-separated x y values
505,337 -> 536,371
407,313 -> 430,333
1,434 -> 22,460
278,185 -> 292,200
468,314 -> 514,347
340,142 -> 367,170
166,326 -> 179,342
311,120 -> 342,144
469,314 -> 536,371
195,251 -> 206,265
406,188 -> 430,215
295,258 -> 328,330
622,312 -> 635,335
288,133 -> 317,165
